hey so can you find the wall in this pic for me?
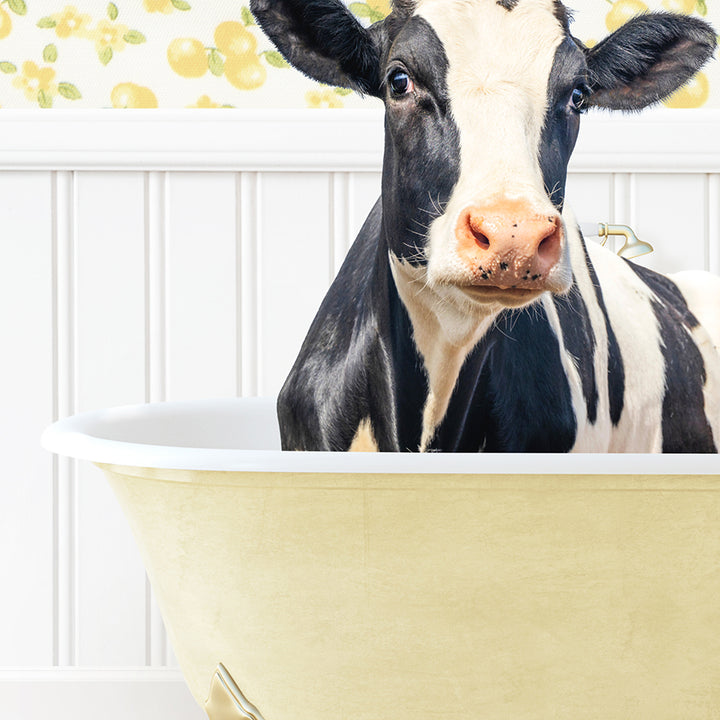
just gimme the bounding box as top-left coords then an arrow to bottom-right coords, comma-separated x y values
1,109 -> 720,719
0,0 -> 718,108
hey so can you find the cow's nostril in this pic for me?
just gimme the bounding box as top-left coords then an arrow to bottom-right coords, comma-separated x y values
472,229 -> 490,250
537,225 -> 561,264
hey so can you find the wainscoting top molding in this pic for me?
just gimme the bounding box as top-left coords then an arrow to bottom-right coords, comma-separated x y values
0,108 -> 718,172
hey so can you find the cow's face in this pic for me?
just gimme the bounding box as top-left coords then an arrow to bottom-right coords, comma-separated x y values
381,0 -> 582,308
251,0 -> 715,309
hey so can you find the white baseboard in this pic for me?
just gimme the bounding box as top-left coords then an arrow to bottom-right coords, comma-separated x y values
0,669 -> 206,720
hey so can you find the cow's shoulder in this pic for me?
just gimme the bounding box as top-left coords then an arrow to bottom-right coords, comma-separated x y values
278,200 -> 408,451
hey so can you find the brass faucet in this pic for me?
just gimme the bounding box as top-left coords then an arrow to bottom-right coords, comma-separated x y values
597,223 -> 654,260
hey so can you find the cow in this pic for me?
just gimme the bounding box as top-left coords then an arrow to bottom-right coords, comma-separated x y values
249,0 -> 720,452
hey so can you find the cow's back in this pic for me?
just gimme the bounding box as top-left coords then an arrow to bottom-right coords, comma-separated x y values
587,243 -> 720,452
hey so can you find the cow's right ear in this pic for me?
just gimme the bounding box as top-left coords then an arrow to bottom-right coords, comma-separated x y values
250,0 -> 384,96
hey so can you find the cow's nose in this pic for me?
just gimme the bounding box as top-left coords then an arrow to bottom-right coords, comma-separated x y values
455,199 -> 563,289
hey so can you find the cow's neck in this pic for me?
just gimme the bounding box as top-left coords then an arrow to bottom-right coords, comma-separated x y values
389,253 -> 498,450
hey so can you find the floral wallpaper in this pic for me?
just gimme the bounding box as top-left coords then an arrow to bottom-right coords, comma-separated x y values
0,0 -> 717,109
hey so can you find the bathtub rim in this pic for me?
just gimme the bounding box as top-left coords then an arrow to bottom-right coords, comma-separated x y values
40,396 -> 720,475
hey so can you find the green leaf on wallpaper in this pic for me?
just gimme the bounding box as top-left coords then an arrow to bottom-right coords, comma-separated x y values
697,0 -> 708,15
350,3 -> 371,16
108,3 -> 119,21
241,6 -> 256,26
334,87 -> 353,96
38,90 -> 53,109
208,49 -> 224,76
171,0 -> 192,9
43,45 -> 59,63
98,46 -> 113,65
349,2 -> 384,22
0,62 -> 17,74
124,30 -> 146,44
37,17 -> 58,29
263,51 -> 289,69
7,0 -> 27,16
58,83 -> 82,100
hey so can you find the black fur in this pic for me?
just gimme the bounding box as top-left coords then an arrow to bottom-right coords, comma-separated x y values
585,13 -> 717,110
249,0 -> 383,95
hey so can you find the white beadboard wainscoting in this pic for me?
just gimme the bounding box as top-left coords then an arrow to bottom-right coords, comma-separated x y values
1,109 -> 719,719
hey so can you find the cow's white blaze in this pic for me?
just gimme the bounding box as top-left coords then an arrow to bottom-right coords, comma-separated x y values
415,0 -> 569,291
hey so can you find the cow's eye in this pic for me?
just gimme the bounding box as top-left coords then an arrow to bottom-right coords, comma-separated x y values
389,69 -> 414,97
569,84 -> 589,114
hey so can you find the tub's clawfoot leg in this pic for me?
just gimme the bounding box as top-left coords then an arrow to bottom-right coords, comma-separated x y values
204,663 -> 267,720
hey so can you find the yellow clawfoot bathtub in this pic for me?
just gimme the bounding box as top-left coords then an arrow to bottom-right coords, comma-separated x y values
43,398 -> 720,719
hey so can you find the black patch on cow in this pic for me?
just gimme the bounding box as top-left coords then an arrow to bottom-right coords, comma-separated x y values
581,238 -> 625,426
585,13 -> 716,111
539,37 -> 587,210
381,16 -> 460,266
553,281 -> 598,424
497,0 -> 519,10
431,304 -> 577,452
628,262 -> 716,452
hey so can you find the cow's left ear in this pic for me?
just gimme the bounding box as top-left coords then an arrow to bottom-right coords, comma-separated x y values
585,13 -> 716,111
250,0 -> 384,96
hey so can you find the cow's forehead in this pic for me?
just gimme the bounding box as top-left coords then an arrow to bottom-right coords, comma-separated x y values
413,0 -> 567,94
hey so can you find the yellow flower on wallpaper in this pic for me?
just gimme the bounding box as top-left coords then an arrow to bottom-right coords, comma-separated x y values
13,61 -> 57,103
93,18 -> 128,54
54,5 -> 91,38
38,4 -> 146,66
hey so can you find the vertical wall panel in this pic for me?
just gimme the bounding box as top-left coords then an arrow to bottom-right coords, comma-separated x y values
633,173 -> 707,273
54,171 -> 77,667
566,173 -> 613,249
0,172 -> 55,666
332,171 -> 381,276
708,174 -> 720,276
238,172 -> 260,397
74,172 -> 148,667
165,173 -> 238,401
349,172 -> 381,247
258,172 -> 333,395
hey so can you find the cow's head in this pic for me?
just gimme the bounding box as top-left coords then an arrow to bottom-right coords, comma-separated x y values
251,0 -> 715,310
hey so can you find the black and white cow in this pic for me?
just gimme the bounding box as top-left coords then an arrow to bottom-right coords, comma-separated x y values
250,0 -> 720,452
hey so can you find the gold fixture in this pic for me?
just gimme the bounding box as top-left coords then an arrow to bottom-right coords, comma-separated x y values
597,223 -> 654,260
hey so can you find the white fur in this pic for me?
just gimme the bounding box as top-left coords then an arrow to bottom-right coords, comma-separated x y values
585,244 -> 666,452
415,0 -> 570,293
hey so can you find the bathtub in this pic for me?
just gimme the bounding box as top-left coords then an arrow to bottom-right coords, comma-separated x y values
42,397 -> 720,720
